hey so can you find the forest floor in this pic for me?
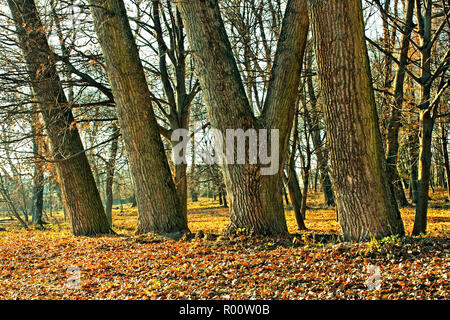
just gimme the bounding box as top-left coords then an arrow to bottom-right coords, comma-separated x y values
0,190 -> 448,300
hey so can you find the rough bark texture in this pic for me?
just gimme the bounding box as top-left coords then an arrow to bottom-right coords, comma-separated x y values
7,0 -> 110,235
177,0 -> 309,235
88,0 -> 188,234
308,0 -> 405,241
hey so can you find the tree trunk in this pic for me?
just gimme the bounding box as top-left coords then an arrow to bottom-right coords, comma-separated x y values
153,1 -> 197,218
178,0 -> 309,235
308,0 -> 405,241
282,185 -> 290,206
285,110 -> 307,231
88,0 -> 188,235
300,159 -> 310,221
441,121 -> 450,201
285,166 -> 307,231
222,190 -> 228,208
385,0 -> 414,207
305,52 -> 335,206
31,109 -> 44,226
413,110 -> 433,235
173,162 -> 188,221
409,133 -> 420,203
105,124 -> 119,227
412,0 -> 434,236
7,0 -> 110,236
130,192 -> 137,207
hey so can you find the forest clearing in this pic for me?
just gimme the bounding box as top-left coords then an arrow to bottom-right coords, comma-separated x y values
0,0 -> 449,306
0,191 -> 448,300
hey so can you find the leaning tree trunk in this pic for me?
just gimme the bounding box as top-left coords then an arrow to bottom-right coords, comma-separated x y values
308,0 -> 405,241
7,0 -> 110,236
88,0 -> 188,235
178,0 -> 309,235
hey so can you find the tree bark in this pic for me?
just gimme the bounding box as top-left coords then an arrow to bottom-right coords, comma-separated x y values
412,0 -> 434,236
31,133 -> 44,226
105,124 -> 119,227
385,0 -> 415,207
30,108 -> 44,226
413,109 -> 433,235
441,121 -> 450,201
88,0 -> 188,235
308,0 -> 405,241
409,132 -> 420,203
7,0 -> 110,236
286,110 -> 307,230
305,51 -> 335,207
178,0 -> 309,235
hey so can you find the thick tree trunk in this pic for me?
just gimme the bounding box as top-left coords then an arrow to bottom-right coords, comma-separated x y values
88,0 -> 188,235
308,0 -> 405,241
7,0 -> 110,236
178,0 -> 309,235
